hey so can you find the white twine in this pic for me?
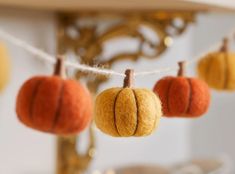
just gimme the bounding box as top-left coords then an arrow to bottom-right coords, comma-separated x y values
0,29 -> 125,77
64,61 -> 125,77
135,29 -> 234,76
0,27 -> 234,77
0,29 -> 56,64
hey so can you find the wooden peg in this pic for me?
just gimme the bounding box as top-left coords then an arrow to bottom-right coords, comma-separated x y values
123,69 -> 134,88
220,37 -> 229,52
177,61 -> 186,77
54,55 -> 66,78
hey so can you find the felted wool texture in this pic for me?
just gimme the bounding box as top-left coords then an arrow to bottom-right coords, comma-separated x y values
16,76 -> 93,135
95,87 -> 162,137
95,87 -> 122,137
188,78 -> 210,116
153,76 -> 210,117
0,43 -> 10,92
53,79 -> 93,134
152,77 -> 173,116
115,88 -> 138,136
197,52 -> 235,91
133,88 -> 162,136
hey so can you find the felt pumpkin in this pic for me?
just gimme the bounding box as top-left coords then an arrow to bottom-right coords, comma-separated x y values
197,38 -> 235,91
16,56 -> 93,135
0,43 -> 10,92
153,61 -> 210,118
95,69 -> 162,137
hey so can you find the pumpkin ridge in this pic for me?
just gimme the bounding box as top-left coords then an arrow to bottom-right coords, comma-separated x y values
185,78 -> 193,115
64,83 -> 92,134
51,80 -> 65,131
205,56 -> 213,86
148,90 -> 159,132
113,89 -> 123,136
132,89 -> 139,136
30,79 -> 44,123
223,52 -> 229,90
166,78 -> 174,115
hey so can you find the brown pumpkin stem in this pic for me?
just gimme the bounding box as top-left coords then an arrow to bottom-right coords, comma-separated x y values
220,38 -> 229,52
54,55 -> 66,78
177,61 -> 186,77
123,69 -> 134,88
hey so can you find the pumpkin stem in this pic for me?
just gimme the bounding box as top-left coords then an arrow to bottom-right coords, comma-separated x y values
54,55 -> 66,78
220,38 -> 229,52
177,61 -> 186,77
123,69 -> 134,88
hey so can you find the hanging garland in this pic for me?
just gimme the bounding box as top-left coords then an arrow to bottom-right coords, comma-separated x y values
0,28 -> 234,78
0,28 -> 234,137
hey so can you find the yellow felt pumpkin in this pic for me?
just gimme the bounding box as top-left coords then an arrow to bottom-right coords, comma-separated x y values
0,43 -> 10,92
197,38 -> 235,91
95,69 -> 162,137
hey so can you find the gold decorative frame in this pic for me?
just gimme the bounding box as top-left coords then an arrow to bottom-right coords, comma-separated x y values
56,11 -> 195,174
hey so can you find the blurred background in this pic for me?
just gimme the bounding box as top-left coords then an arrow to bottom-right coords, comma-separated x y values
0,2 -> 235,174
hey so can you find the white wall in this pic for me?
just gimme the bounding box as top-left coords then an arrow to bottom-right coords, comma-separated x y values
1,8 -> 234,174
190,13 -> 235,162
0,8 -> 56,174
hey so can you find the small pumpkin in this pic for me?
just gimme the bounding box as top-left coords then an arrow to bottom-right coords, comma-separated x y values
153,61 -> 210,118
197,38 -> 235,91
0,43 -> 10,92
95,69 -> 162,137
16,56 -> 93,135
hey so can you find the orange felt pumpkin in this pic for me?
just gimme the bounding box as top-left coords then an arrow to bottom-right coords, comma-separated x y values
153,61 -> 210,118
16,57 -> 93,135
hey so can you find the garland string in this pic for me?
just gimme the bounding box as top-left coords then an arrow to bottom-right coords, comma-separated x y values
0,27 -> 234,77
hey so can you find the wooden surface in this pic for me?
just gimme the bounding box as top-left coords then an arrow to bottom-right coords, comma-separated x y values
0,0 -> 234,12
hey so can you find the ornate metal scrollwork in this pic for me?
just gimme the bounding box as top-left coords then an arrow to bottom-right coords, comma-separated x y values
56,126 -> 95,174
56,11 -> 195,174
57,11 -> 194,91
